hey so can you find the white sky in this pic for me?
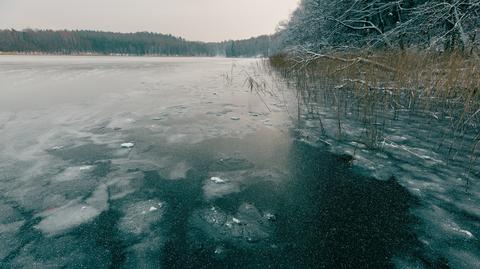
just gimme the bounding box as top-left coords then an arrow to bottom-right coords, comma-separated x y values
0,0 -> 299,42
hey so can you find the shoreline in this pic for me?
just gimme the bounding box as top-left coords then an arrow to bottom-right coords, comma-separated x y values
0,52 -> 228,58
0,51 -> 264,59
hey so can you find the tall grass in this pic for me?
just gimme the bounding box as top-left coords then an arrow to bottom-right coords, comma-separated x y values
269,50 -> 480,181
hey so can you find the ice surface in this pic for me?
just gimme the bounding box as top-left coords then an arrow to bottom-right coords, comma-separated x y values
266,63 -> 480,268
210,156 -> 254,171
188,203 -> 273,248
166,134 -> 188,144
35,184 -> 108,235
120,236 -> 165,269
203,181 -> 241,200
0,203 -> 23,224
108,171 -> 143,200
9,234 -> 112,268
118,199 -> 165,237
168,161 -> 190,180
214,245 -> 226,255
36,204 -> 99,235
2,56 -> 477,267
53,165 -> 95,182
121,142 -> 135,149
0,220 -> 25,260
210,176 -> 228,184
264,212 -> 276,221
203,173 -> 245,200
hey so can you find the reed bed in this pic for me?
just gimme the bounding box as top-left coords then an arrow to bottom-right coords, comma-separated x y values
269,50 -> 480,181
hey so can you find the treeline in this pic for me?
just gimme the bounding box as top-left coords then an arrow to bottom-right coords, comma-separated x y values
0,29 -> 280,57
225,35 -> 281,57
280,0 -> 480,52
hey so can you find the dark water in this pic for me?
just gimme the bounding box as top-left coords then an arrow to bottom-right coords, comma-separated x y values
154,134 -> 420,269
32,132 -> 420,269
0,56 -> 425,268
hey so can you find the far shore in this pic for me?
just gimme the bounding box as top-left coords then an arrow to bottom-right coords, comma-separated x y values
0,51 -> 261,58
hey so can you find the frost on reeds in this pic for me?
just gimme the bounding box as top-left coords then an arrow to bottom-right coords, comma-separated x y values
269,50 -> 479,183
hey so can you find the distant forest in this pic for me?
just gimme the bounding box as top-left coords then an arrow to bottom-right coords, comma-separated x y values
0,29 -> 279,57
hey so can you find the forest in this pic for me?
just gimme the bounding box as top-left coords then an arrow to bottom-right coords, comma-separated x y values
279,0 -> 479,52
0,29 -> 278,57
1,2 -> 479,57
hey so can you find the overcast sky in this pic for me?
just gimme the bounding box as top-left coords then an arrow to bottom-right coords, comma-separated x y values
0,0 -> 299,42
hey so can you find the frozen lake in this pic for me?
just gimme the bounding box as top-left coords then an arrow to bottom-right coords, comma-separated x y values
0,56 -> 477,268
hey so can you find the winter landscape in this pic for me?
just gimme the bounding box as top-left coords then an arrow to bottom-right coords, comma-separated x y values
0,1 -> 479,268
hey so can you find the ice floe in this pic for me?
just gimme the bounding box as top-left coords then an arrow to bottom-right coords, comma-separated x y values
203,176 -> 241,200
168,161 -> 190,180
188,203 -> 274,249
106,171 -> 142,201
53,165 -> 95,182
214,245 -> 225,255
118,199 -> 165,237
264,212 -> 276,221
35,184 -> 108,235
121,142 -> 135,149
232,217 -> 242,224
210,176 -> 227,184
